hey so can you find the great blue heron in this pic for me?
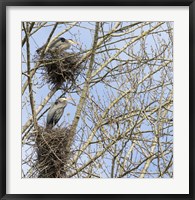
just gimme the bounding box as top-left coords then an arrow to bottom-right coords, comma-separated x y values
46,97 -> 73,129
36,37 -> 78,54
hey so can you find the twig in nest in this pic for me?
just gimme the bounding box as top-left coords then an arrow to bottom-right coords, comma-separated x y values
35,126 -> 73,178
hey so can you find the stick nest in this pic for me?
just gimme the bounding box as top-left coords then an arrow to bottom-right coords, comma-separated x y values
35,126 -> 72,178
37,51 -> 84,89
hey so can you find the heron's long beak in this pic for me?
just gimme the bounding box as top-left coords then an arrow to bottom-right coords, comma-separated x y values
60,97 -> 68,102
68,39 -> 79,45
62,97 -> 77,106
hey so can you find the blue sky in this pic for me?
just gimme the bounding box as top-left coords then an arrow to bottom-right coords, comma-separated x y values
22,22 -> 173,178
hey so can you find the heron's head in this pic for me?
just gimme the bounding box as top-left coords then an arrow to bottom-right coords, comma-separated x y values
54,98 -> 68,108
58,97 -> 68,103
55,97 -> 76,107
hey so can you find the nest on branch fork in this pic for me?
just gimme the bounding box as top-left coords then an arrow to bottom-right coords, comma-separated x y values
35,50 -> 84,89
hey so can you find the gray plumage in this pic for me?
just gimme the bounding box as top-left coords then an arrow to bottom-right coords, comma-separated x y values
46,98 -> 68,129
36,37 -> 77,54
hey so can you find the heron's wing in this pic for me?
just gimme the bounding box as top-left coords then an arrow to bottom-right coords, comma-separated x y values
36,44 -> 46,53
46,103 -> 55,125
52,108 -> 65,125
36,39 -> 61,53
46,105 -> 65,127
49,39 -> 62,49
